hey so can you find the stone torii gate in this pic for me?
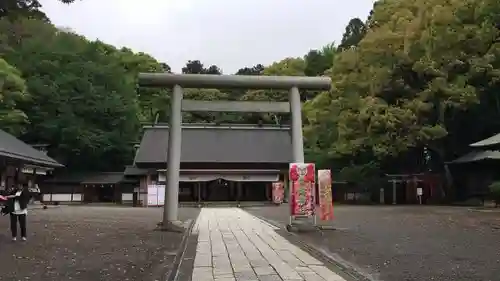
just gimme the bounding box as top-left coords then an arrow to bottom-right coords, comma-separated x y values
138,73 -> 331,231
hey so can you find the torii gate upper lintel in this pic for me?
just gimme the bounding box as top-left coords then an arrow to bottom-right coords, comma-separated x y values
137,73 -> 332,231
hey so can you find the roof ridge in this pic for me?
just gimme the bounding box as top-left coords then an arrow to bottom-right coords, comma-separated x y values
146,122 -> 288,126
134,123 -> 293,165
144,124 -> 291,130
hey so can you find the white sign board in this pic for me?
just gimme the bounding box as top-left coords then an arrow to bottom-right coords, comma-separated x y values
147,185 -> 158,206
157,185 -> 165,205
417,187 -> 423,196
147,185 -> 166,206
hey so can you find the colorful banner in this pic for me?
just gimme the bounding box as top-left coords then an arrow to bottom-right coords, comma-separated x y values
272,182 -> 285,204
289,163 -> 315,216
318,169 -> 334,221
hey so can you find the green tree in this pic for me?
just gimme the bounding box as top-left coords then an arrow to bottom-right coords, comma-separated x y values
298,0 -> 500,192
0,0 -> 76,21
489,181 -> 500,207
304,50 -> 332,77
327,0 -> 498,161
337,18 -> 366,51
0,57 -> 29,136
182,89 -> 229,123
239,58 -> 306,124
0,18 -> 144,171
112,47 -> 170,123
182,60 -> 222,75
235,64 -> 264,76
229,64 -> 265,101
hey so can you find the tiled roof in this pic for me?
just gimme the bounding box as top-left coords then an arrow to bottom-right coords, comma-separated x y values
0,129 -> 62,167
134,124 -> 293,166
448,150 -> 500,164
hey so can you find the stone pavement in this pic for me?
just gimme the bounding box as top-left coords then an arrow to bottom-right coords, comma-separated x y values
191,208 -> 346,281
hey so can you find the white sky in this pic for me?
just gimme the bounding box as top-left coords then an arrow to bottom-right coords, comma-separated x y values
40,0 -> 375,74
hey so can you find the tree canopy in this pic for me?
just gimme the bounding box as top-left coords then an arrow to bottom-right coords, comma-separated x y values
0,0 -> 75,21
1,0 -> 500,191
0,58 -> 29,136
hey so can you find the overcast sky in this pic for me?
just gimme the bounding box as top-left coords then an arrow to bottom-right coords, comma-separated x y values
40,0 -> 375,74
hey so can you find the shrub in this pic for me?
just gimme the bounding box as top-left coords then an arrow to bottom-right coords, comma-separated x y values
488,182 -> 500,207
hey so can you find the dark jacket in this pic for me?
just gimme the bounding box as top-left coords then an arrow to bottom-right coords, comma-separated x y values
1,188 -> 30,215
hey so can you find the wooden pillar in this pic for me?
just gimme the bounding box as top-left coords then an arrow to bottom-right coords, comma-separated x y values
284,171 -> 289,203
197,182 -> 201,205
0,165 -> 6,192
392,180 -> 397,205
228,181 -> 233,201
232,182 -> 237,201
32,168 -> 38,201
32,168 -> 37,183
237,182 -> 242,202
201,182 -> 206,201
142,173 -> 152,207
266,183 -> 272,201
113,184 -> 118,204
14,165 -> 22,188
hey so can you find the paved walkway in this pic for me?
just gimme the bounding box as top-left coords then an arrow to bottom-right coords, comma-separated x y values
192,208 -> 346,281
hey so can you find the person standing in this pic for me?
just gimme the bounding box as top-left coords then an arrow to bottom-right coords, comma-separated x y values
4,183 -> 30,241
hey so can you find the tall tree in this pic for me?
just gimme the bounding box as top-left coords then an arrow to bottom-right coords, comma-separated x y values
307,0 -> 500,180
0,57 -> 29,136
240,58 -> 306,124
337,18 -> 366,51
227,64 -> 266,102
112,47 -> 170,123
235,64 -> 264,76
0,0 -> 76,21
182,60 -> 222,75
0,18 -> 144,171
182,60 -> 205,74
205,65 -> 222,75
304,43 -> 337,77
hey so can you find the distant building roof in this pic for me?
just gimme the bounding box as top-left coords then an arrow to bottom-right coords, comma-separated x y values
0,129 -> 63,168
81,172 -> 125,185
448,150 -> 500,164
123,165 -> 149,176
44,172 -> 135,185
470,133 -> 500,148
43,173 -> 89,184
134,124 -> 293,167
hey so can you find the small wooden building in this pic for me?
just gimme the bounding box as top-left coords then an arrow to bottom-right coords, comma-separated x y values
40,172 -> 138,204
130,124 -> 293,206
0,129 -> 62,194
448,133 -> 500,202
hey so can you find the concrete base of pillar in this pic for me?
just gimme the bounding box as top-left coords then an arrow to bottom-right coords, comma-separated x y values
317,225 -> 337,231
156,220 -> 186,233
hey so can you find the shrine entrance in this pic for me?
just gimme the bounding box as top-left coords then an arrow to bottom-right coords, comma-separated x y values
384,173 -> 439,204
138,72 -> 331,230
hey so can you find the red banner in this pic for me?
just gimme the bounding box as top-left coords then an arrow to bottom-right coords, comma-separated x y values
289,163 -> 315,216
318,169 -> 334,221
272,182 -> 284,204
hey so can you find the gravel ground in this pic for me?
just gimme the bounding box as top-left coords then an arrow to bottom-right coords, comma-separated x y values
246,205 -> 500,281
0,206 -> 200,281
